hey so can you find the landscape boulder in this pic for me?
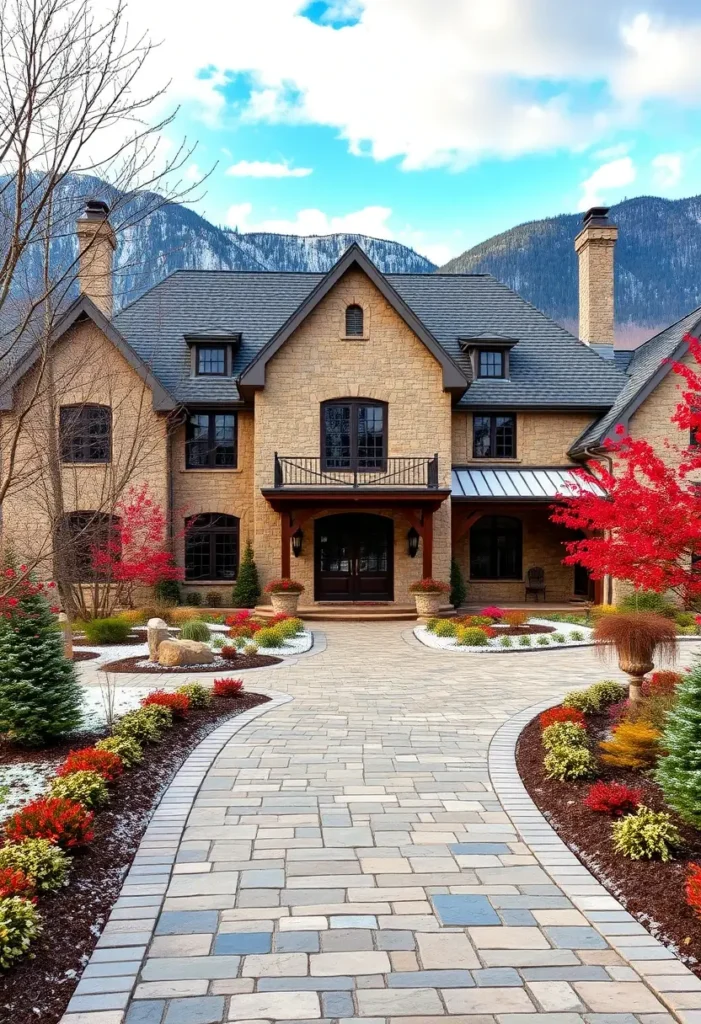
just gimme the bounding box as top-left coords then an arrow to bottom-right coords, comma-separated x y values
147,617 -> 170,662
157,638 -> 215,667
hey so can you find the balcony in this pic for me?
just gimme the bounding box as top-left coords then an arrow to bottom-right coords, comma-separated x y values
273,453 -> 440,490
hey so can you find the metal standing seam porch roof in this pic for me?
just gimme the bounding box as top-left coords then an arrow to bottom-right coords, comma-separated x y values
451,466 -> 605,500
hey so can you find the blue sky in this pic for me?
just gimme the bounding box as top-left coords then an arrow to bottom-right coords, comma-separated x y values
129,0 -> 701,264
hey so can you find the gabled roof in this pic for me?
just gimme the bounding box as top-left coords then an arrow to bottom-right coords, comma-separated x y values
237,244 -> 468,395
0,295 -> 176,411
570,304 -> 701,454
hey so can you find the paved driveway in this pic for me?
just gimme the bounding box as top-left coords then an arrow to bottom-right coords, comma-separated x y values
65,623 -> 699,1024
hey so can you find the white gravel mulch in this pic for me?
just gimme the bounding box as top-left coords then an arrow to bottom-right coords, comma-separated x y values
414,618 -> 594,653
83,629 -> 314,669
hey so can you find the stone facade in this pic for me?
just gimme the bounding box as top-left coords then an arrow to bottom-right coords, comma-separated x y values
452,411 -> 594,466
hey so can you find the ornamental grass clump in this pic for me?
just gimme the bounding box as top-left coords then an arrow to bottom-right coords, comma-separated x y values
599,721 -> 662,770
82,616 -> 132,644
656,663 -> 701,826
57,746 -> 123,782
552,632 -> 566,644
583,781 -> 642,817
0,840 -> 69,892
0,897 -> 42,968
179,619 -> 210,642
611,805 -> 681,861
542,721 -> 588,752
518,634 -> 532,647
4,798 -> 94,848
544,745 -> 597,782
176,682 -> 211,708
593,612 -> 678,702
49,770 -> 109,810
95,735 -> 143,768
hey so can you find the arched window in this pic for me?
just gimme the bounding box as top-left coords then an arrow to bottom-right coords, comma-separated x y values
470,515 -> 522,580
185,513 -> 239,580
345,304 -> 364,336
59,405 -> 111,463
57,511 -> 120,581
321,398 -> 386,470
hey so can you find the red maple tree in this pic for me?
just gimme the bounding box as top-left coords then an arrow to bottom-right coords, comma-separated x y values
552,334 -> 701,601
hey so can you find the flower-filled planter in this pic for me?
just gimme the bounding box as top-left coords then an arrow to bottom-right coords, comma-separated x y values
264,578 -> 304,615
409,578 -> 450,618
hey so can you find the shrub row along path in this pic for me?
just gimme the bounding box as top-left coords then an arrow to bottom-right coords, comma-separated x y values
67,623 -> 701,1024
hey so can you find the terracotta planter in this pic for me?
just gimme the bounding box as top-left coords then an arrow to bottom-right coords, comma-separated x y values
270,591 -> 301,615
414,592 -> 442,618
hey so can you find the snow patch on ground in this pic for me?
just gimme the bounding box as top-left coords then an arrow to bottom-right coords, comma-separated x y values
78,685 -> 154,731
0,763 -> 56,823
414,618 -> 594,653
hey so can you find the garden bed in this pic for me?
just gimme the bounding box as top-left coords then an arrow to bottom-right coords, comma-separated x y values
72,650 -> 99,662
517,708 -> 701,973
100,652 -> 282,673
1,691 -> 269,1024
416,618 -> 594,652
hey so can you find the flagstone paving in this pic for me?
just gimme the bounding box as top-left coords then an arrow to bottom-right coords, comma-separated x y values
65,623 -> 701,1024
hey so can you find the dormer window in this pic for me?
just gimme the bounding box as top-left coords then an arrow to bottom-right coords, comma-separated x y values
478,350 -> 504,378
196,345 -> 227,376
185,332 -> 241,378
345,304 -> 364,337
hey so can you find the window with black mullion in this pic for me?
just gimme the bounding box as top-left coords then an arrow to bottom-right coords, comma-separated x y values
186,412 -> 237,468
322,400 -> 386,470
472,414 -> 516,459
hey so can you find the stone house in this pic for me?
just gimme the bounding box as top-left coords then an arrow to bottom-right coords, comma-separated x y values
0,202 -> 696,610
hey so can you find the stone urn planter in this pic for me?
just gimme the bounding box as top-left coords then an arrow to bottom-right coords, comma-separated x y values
592,611 -> 679,703
264,578 -> 304,617
409,578 -> 451,621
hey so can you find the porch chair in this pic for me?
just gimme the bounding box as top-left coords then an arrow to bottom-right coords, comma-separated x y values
525,566 -> 546,602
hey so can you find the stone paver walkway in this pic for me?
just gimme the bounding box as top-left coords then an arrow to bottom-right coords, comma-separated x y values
65,623 -> 701,1024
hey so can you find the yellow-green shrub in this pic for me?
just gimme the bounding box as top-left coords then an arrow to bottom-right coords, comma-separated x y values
0,839 -> 69,893
113,706 -> 168,744
0,897 -> 42,968
599,721 -> 661,769
611,805 -> 681,861
425,617 -> 440,633
255,627 -> 285,648
457,626 -> 490,646
544,746 -> 597,781
49,770 -> 109,810
176,682 -> 212,708
277,617 -> 304,637
434,619 -> 457,638
243,642 -> 259,656
118,608 -> 157,627
95,735 -> 143,767
542,721 -> 588,752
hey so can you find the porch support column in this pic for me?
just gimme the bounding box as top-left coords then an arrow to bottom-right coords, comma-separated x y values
281,513 -> 291,578
422,509 -> 434,578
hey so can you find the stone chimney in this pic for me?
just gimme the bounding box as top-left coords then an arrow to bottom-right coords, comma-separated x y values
76,199 -> 116,318
574,206 -> 617,353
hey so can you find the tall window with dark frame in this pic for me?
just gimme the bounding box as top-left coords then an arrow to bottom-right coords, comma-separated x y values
57,511 -> 120,582
473,414 -> 516,459
345,304 -> 364,336
185,513 -> 239,581
470,515 -> 522,580
59,405 -> 111,463
478,350 -> 504,378
186,412 -> 237,468
322,399 -> 386,470
196,345 -> 227,376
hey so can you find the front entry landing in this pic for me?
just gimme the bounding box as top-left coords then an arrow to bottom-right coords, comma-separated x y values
315,513 -> 393,601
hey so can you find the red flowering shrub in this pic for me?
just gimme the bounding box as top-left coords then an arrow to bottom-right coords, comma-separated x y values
141,690 -> 190,718
226,610 -> 253,628
221,645 -> 238,660
213,677 -> 243,697
649,671 -> 683,693
686,864 -> 701,918
608,698 -> 630,724
481,606 -> 505,620
408,578 -> 450,594
57,746 -> 123,782
268,613 -> 290,626
228,619 -> 263,639
584,780 -> 642,816
539,707 -> 586,730
0,867 -> 35,899
4,797 -> 94,848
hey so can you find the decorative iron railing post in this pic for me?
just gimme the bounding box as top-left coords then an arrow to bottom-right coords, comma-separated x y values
272,455 -> 441,489
274,452 -> 282,488
428,454 -> 438,489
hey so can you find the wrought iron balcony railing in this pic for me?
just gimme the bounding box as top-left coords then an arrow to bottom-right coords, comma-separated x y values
273,453 -> 439,489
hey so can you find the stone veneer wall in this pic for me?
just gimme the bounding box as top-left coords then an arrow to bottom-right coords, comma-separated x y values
252,266 -> 453,602
451,410 -> 595,466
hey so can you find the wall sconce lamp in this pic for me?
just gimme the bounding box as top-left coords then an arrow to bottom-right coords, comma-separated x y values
407,526 -> 419,558
291,528 -> 304,558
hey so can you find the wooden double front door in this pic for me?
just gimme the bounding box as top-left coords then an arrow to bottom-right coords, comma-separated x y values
314,513 -> 393,601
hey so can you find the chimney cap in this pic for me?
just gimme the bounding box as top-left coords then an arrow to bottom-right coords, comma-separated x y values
582,206 -> 612,226
83,198 -> 110,218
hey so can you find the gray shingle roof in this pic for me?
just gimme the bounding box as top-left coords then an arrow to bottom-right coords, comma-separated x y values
572,304 -> 701,451
113,264 -> 627,409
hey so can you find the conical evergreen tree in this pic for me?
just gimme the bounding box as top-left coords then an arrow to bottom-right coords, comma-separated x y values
0,587 -> 83,745
450,558 -> 467,609
232,540 -> 261,609
655,663 -> 701,825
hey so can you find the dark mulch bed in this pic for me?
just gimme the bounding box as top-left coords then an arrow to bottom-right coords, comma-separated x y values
72,650 -> 99,662
517,710 -> 701,973
494,624 -> 555,637
100,653 -> 282,673
1,691 -> 269,1024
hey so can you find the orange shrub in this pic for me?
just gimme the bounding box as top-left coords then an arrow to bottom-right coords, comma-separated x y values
599,720 -> 662,769
504,610 -> 528,627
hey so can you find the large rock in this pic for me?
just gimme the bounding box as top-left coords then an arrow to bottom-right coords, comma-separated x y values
157,638 -> 215,667
147,617 -> 170,662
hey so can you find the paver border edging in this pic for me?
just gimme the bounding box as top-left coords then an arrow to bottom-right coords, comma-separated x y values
60,689 -> 293,1022
489,696 -> 697,1024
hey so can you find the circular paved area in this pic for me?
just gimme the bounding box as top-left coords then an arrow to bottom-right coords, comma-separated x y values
65,623 -> 701,1024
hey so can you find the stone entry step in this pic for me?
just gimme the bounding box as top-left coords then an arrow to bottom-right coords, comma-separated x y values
255,603 -> 454,622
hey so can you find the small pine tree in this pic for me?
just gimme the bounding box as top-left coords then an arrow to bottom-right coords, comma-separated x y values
232,541 -> 261,609
656,663 -> 701,825
449,558 -> 467,609
0,588 -> 83,746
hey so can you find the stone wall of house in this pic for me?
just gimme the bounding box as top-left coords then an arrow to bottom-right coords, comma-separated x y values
171,410 -> 255,603
451,410 -> 595,466
0,319 -> 169,577
252,266 -> 453,601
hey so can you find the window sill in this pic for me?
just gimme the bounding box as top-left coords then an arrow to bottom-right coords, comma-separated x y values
181,467 -> 242,473
469,578 -> 524,583
183,580 -> 236,586
340,335 -> 370,341
60,461 -> 111,467
467,457 -> 521,464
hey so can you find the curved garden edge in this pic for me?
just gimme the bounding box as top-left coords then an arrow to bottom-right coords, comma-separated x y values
58,690 -> 293,1022
489,697 -> 696,1023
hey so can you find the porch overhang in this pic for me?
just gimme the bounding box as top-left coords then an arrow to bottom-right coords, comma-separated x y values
261,488 -> 451,513
451,466 -> 605,502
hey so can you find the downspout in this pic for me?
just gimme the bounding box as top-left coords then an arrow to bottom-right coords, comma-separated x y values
582,444 -> 615,605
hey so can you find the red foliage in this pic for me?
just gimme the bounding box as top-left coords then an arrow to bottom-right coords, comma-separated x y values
57,746 -> 123,782
220,645 -> 238,660
4,797 -> 94,848
649,670 -> 683,693
0,568 -> 59,619
264,578 -> 304,593
0,867 -> 35,899
409,578 -> 450,593
608,698 -> 630,724
539,707 -> 586,730
141,690 -> 190,718
213,677 -> 243,697
480,606 -> 505,620
584,780 -> 642,816
551,334 -> 701,601
226,610 -> 254,628
268,613 -> 290,626
686,864 -> 701,918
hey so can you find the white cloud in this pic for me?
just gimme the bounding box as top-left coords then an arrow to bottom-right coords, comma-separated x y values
183,162 -> 204,182
225,160 -> 313,178
578,156 -> 636,210
224,202 -> 393,236
652,152 -> 683,188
